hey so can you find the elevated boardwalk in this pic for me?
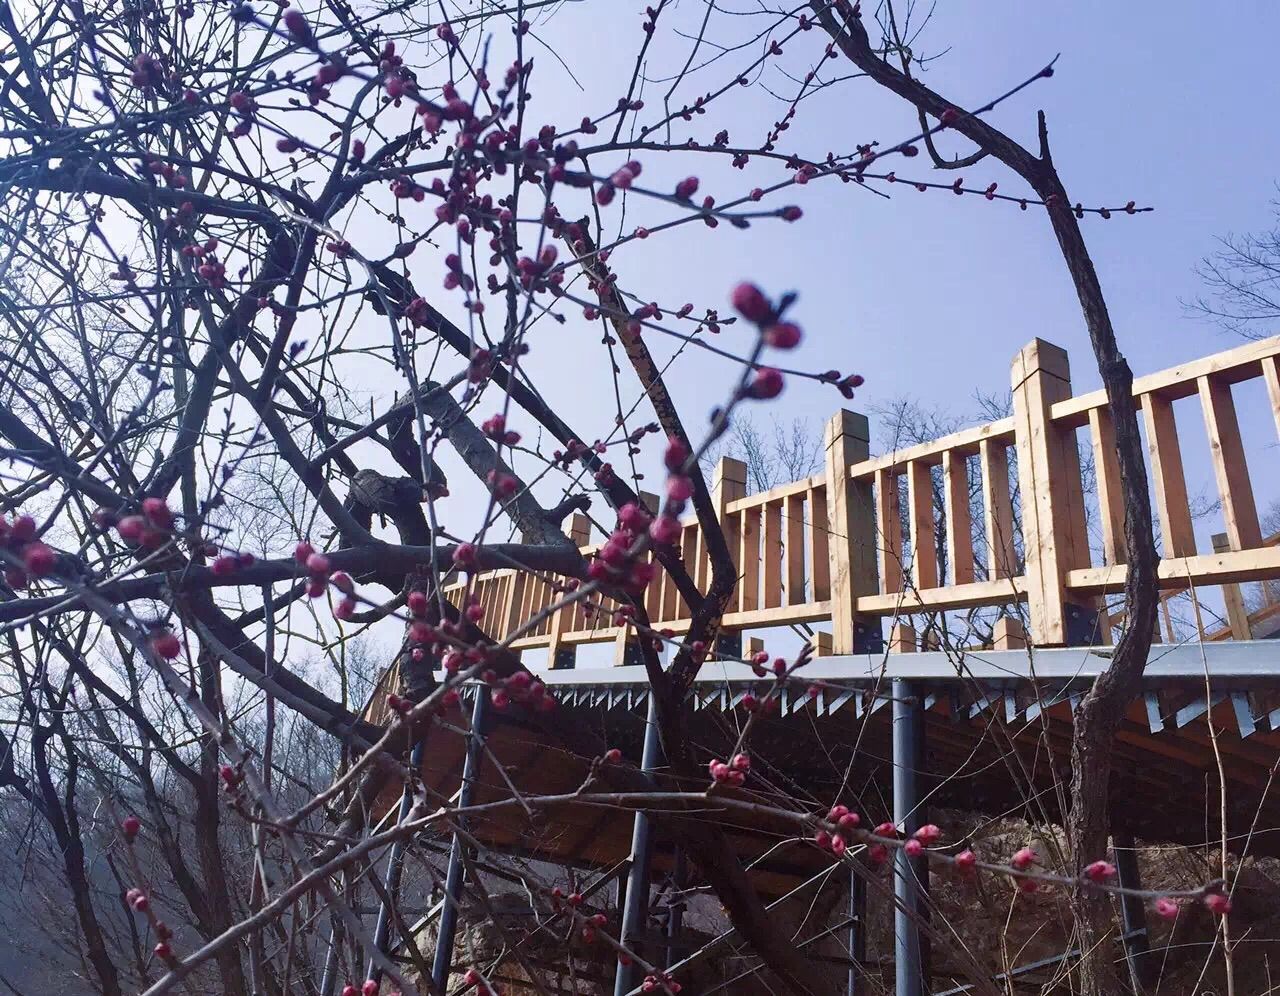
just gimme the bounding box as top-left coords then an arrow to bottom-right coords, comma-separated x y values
371,335 -> 1280,994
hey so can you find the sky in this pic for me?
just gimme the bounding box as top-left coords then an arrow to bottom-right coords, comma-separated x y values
515,0 -> 1280,416
412,0 -> 1280,544
348,0 -> 1278,663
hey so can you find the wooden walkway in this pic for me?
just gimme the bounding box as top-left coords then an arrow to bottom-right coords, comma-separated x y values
439,334 -> 1280,662
372,333 -> 1280,877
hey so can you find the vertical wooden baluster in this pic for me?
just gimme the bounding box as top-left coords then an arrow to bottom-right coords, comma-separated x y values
680,525 -> 699,619
1141,392 -> 1196,557
942,450 -> 974,585
504,573 -> 527,642
811,631 -> 833,657
876,468 -> 904,594
889,623 -> 917,653
763,500 -> 783,608
1262,355 -> 1280,442
1212,532 -> 1253,640
713,458 -> 747,615
643,550 -> 662,621
786,492 -> 806,604
1088,406 -> 1127,566
807,484 -> 831,601
980,439 -> 1016,579
907,460 -> 938,590
739,505 -> 761,613
992,617 -> 1026,650
1199,374 -> 1263,550
660,539 -> 679,622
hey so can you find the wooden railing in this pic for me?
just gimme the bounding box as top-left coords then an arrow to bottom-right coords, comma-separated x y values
443,335 -> 1280,661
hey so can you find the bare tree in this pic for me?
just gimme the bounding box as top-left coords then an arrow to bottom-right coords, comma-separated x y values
1189,191 -> 1280,340
0,2 -> 1218,995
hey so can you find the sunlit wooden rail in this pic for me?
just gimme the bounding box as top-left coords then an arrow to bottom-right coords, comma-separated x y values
442,335 -> 1280,662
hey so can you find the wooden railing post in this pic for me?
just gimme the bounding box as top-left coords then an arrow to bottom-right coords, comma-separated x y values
824,410 -> 879,653
1011,339 -> 1094,646
712,458 -> 747,658
549,513 -> 591,669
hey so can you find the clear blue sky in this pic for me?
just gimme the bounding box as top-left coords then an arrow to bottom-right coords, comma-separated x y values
458,0 -> 1280,531
525,0 -> 1276,399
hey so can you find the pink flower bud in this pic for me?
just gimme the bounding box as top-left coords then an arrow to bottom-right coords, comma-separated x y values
151,631 -> 181,659
745,367 -> 784,400
666,475 -> 693,502
1204,893 -> 1232,916
1011,846 -> 1037,870
729,282 -> 772,323
142,497 -> 172,527
649,515 -> 681,545
23,543 -> 56,577
116,515 -> 146,542
764,322 -> 802,349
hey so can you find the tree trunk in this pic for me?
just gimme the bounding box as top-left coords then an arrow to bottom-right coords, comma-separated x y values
811,9 -> 1160,993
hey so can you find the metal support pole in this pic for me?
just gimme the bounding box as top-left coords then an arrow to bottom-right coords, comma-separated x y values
846,862 -> 866,996
892,679 -> 928,996
1114,833 -> 1153,992
665,848 -> 687,968
614,694 -> 663,996
366,736 -> 427,983
430,685 -> 490,990
318,917 -> 342,996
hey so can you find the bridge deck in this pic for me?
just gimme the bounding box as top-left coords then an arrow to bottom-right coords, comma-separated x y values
400,642 -> 1280,900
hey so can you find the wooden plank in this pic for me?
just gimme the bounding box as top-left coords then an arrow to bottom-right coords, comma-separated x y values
567,512 -> 591,547
1011,338 -> 1089,645
1088,406 -> 1127,566
849,418 -> 1016,478
889,623 -> 917,653
1198,375 -> 1262,550
1213,532 -> 1253,640
942,450 -> 975,585
979,438 -> 1016,580
785,493 -> 806,604
992,616 -> 1026,650
1050,334 -> 1280,425
823,410 -> 874,652
679,525 -> 699,618
738,506 -> 761,612
724,474 -> 822,513
1066,546 -> 1280,592
762,499 -> 783,609
875,468 -> 903,594
907,459 -> 938,589
1263,355 -> 1280,441
714,457 -> 747,612
856,577 -> 1026,614
1141,392 -> 1196,558
558,601 -> 835,642
806,485 -> 830,601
